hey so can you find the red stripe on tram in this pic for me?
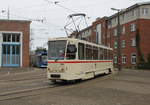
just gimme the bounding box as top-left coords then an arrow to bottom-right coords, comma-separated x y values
48,60 -> 113,63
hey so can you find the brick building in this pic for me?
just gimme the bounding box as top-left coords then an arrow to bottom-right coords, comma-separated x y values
70,2 -> 150,68
0,20 -> 31,68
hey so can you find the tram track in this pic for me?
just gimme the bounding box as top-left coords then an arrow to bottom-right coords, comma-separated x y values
0,74 -> 46,83
0,70 -> 46,80
0,73 -> 115,102
0,83 -> 59,101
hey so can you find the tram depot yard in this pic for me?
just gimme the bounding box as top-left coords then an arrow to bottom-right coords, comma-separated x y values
0,68 -> 150,105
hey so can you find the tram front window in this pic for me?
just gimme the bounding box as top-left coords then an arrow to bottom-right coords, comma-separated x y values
42,55 -> 47,62
48,40 -> 66,60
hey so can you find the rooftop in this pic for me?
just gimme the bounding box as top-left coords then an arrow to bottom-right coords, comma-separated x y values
108,1 -> 150,19
0,19 -> 31,23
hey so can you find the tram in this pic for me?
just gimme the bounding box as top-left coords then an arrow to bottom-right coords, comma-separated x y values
31,52 -> 47,68
47,37 -> 113,82
36,52 -> 47,68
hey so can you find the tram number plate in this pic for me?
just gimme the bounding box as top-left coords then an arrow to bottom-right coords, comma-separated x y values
51,74 -> 60,78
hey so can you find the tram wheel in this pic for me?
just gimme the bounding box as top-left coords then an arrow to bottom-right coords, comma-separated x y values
108,68 -> 112,73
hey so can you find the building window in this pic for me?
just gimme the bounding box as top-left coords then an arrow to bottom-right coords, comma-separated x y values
142,8 -> 149,15
121,40 -> 126,48
107,20 -> 112,29
103,34 -> 105,39
114,29 -> 117,36
131,53 -> 136,64
107,31 -> 110,38
114,18 -> 117,23
121,26 -> 125,34
130,23 -> 136,32
122,14 -> 125,21
114,55 -> 117,63
114,41 -> 118,49
3,33 -> 20,42
122,55 -> 126,64
108,43 -> 110,47
96,24 -> 102,44
131,38 -> 136,47
103,22 -> 105,28
131,10 -> 136,16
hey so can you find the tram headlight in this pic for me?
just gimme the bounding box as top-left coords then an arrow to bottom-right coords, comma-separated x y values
47,68 -> 51,72
60,68 -> 65,72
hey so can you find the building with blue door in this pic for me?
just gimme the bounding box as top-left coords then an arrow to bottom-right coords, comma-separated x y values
0,20 -> 31,67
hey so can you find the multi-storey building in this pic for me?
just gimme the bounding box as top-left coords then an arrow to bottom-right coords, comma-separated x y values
70,2 -> 150,68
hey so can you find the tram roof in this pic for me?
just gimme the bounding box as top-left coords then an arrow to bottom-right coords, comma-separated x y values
48,37 -> 112,50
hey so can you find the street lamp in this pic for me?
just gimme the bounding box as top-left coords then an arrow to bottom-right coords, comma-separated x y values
111,8 -> 122,71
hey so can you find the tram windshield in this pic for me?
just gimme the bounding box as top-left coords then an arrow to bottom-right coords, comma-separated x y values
41,55 -> 47,62
48,40 -> 66,60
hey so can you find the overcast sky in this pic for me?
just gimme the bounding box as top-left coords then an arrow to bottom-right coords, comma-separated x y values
0,0 -> 149,50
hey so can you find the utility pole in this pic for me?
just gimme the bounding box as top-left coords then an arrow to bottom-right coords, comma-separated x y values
111,8 -> 122,71
7,6 -> 10,20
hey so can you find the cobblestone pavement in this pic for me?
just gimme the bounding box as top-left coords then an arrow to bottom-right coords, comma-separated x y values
0,69 -> 150,105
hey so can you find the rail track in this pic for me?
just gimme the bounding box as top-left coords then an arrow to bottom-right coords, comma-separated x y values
0,83 -> 60,101
0,74 -> 46,83
0,73 -> 115,102
0,70 -> 46,80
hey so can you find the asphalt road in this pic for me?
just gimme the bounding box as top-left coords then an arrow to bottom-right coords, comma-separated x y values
0,69 -> 150,105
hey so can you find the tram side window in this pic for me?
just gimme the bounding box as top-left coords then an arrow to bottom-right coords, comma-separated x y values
104,49 -> 107,60
99,48 -> 104,60
78,43 -> 85,60
108,50 -> 113,60
86,45 -> 92,60
66,44 -> 77,60
93,47 -> 98,60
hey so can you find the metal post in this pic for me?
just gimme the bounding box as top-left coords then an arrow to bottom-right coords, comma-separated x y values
117,11 -> 122,71
111,8 -> 122,71
7,6 -> 10,20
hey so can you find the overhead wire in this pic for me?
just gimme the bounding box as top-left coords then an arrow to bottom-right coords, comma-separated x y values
44,0 -> 90,36
8,12 -> 64,31
44,0 -> 77,13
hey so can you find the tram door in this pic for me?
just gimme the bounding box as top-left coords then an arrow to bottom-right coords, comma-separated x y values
2,44 -> 20,67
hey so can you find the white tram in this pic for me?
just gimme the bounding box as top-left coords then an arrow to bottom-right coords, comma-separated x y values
47,37 -> 113,82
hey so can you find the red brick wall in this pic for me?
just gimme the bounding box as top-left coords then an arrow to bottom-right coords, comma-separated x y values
108,20 -> 138,67
0,20 -> 31,67
120,21 -> 137,67
92,17 -> 108,45
108,19 -> 150,67
138,19 -> 150,61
